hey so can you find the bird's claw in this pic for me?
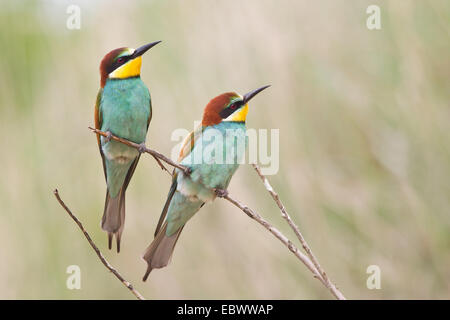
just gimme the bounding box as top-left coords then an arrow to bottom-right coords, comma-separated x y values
214,188 -> 228,198
184,167 -> 192,175
104,131 -> 113,143
138,142 -> 147,154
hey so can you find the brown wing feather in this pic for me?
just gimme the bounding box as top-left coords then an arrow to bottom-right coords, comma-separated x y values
94,89 -> 103,147
177,123 -> 204,162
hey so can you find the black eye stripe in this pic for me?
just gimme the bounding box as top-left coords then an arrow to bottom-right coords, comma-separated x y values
219,101 -> 243,119
107,56 -> 130,73
116,56 -> 129,64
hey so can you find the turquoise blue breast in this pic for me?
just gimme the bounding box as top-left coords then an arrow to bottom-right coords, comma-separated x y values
99,77 -> 151,197
181,121 -> 247,190
100,77 -> 151,144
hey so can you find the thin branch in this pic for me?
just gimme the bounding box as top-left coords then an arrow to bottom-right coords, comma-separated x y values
53,189 -> 145,300
87,127 -> 346,300
151,154 -> 170,173
222,194 -> 325,282
89,127 -> 188,175
251,164 -> 346,300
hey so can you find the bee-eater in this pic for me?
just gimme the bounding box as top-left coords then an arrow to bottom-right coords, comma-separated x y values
142,85 -> 270,280
95,41 -> 161,252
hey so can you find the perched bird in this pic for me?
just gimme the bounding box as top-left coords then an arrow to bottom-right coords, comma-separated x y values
142,85 -> 270,280
95,41 -> 161,252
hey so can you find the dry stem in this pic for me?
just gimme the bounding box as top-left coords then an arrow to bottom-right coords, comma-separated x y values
53,189 -> 145,300
251,164 -> 345,300
84,128 -> 346,300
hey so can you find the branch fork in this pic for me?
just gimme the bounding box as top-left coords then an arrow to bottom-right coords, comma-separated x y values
53,127 -> 346,300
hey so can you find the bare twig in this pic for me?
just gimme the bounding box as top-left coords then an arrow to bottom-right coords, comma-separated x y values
89,127 -> 187,175
151,154 -> 170,173
222,194 -> 325,281
53,189 -> 145,300
87,127 -> 346,300
252,164 -> 346,300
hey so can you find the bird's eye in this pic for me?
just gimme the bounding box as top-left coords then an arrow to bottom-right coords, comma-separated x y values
117,57 -> 125,64
230,103 -> 237,110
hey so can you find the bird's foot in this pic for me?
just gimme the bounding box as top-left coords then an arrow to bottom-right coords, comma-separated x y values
104,131 -> 113,143
184,167 -> 192,175
213,188 -> 228,198
138,142 -> 147,154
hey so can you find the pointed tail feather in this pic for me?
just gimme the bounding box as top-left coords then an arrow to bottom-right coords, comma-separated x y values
100,156 -> 140,253
142,222 -> 184,281
101,190 -> 125,253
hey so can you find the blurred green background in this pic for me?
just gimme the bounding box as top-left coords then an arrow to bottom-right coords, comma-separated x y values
0,0 -> 449,299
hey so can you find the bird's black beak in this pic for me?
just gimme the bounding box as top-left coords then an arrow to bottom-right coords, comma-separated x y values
243,85 -> 271,104
132,41 -> 162,58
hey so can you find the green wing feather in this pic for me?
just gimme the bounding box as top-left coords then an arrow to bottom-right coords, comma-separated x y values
94,89 -> 107,180
153,124 -> 204,237
147,96 -> 152,130
154,177 -> 177,237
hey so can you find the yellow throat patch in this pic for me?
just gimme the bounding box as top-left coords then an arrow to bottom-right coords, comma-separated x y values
226,103 -> 249,122
109,56 -> 142,79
